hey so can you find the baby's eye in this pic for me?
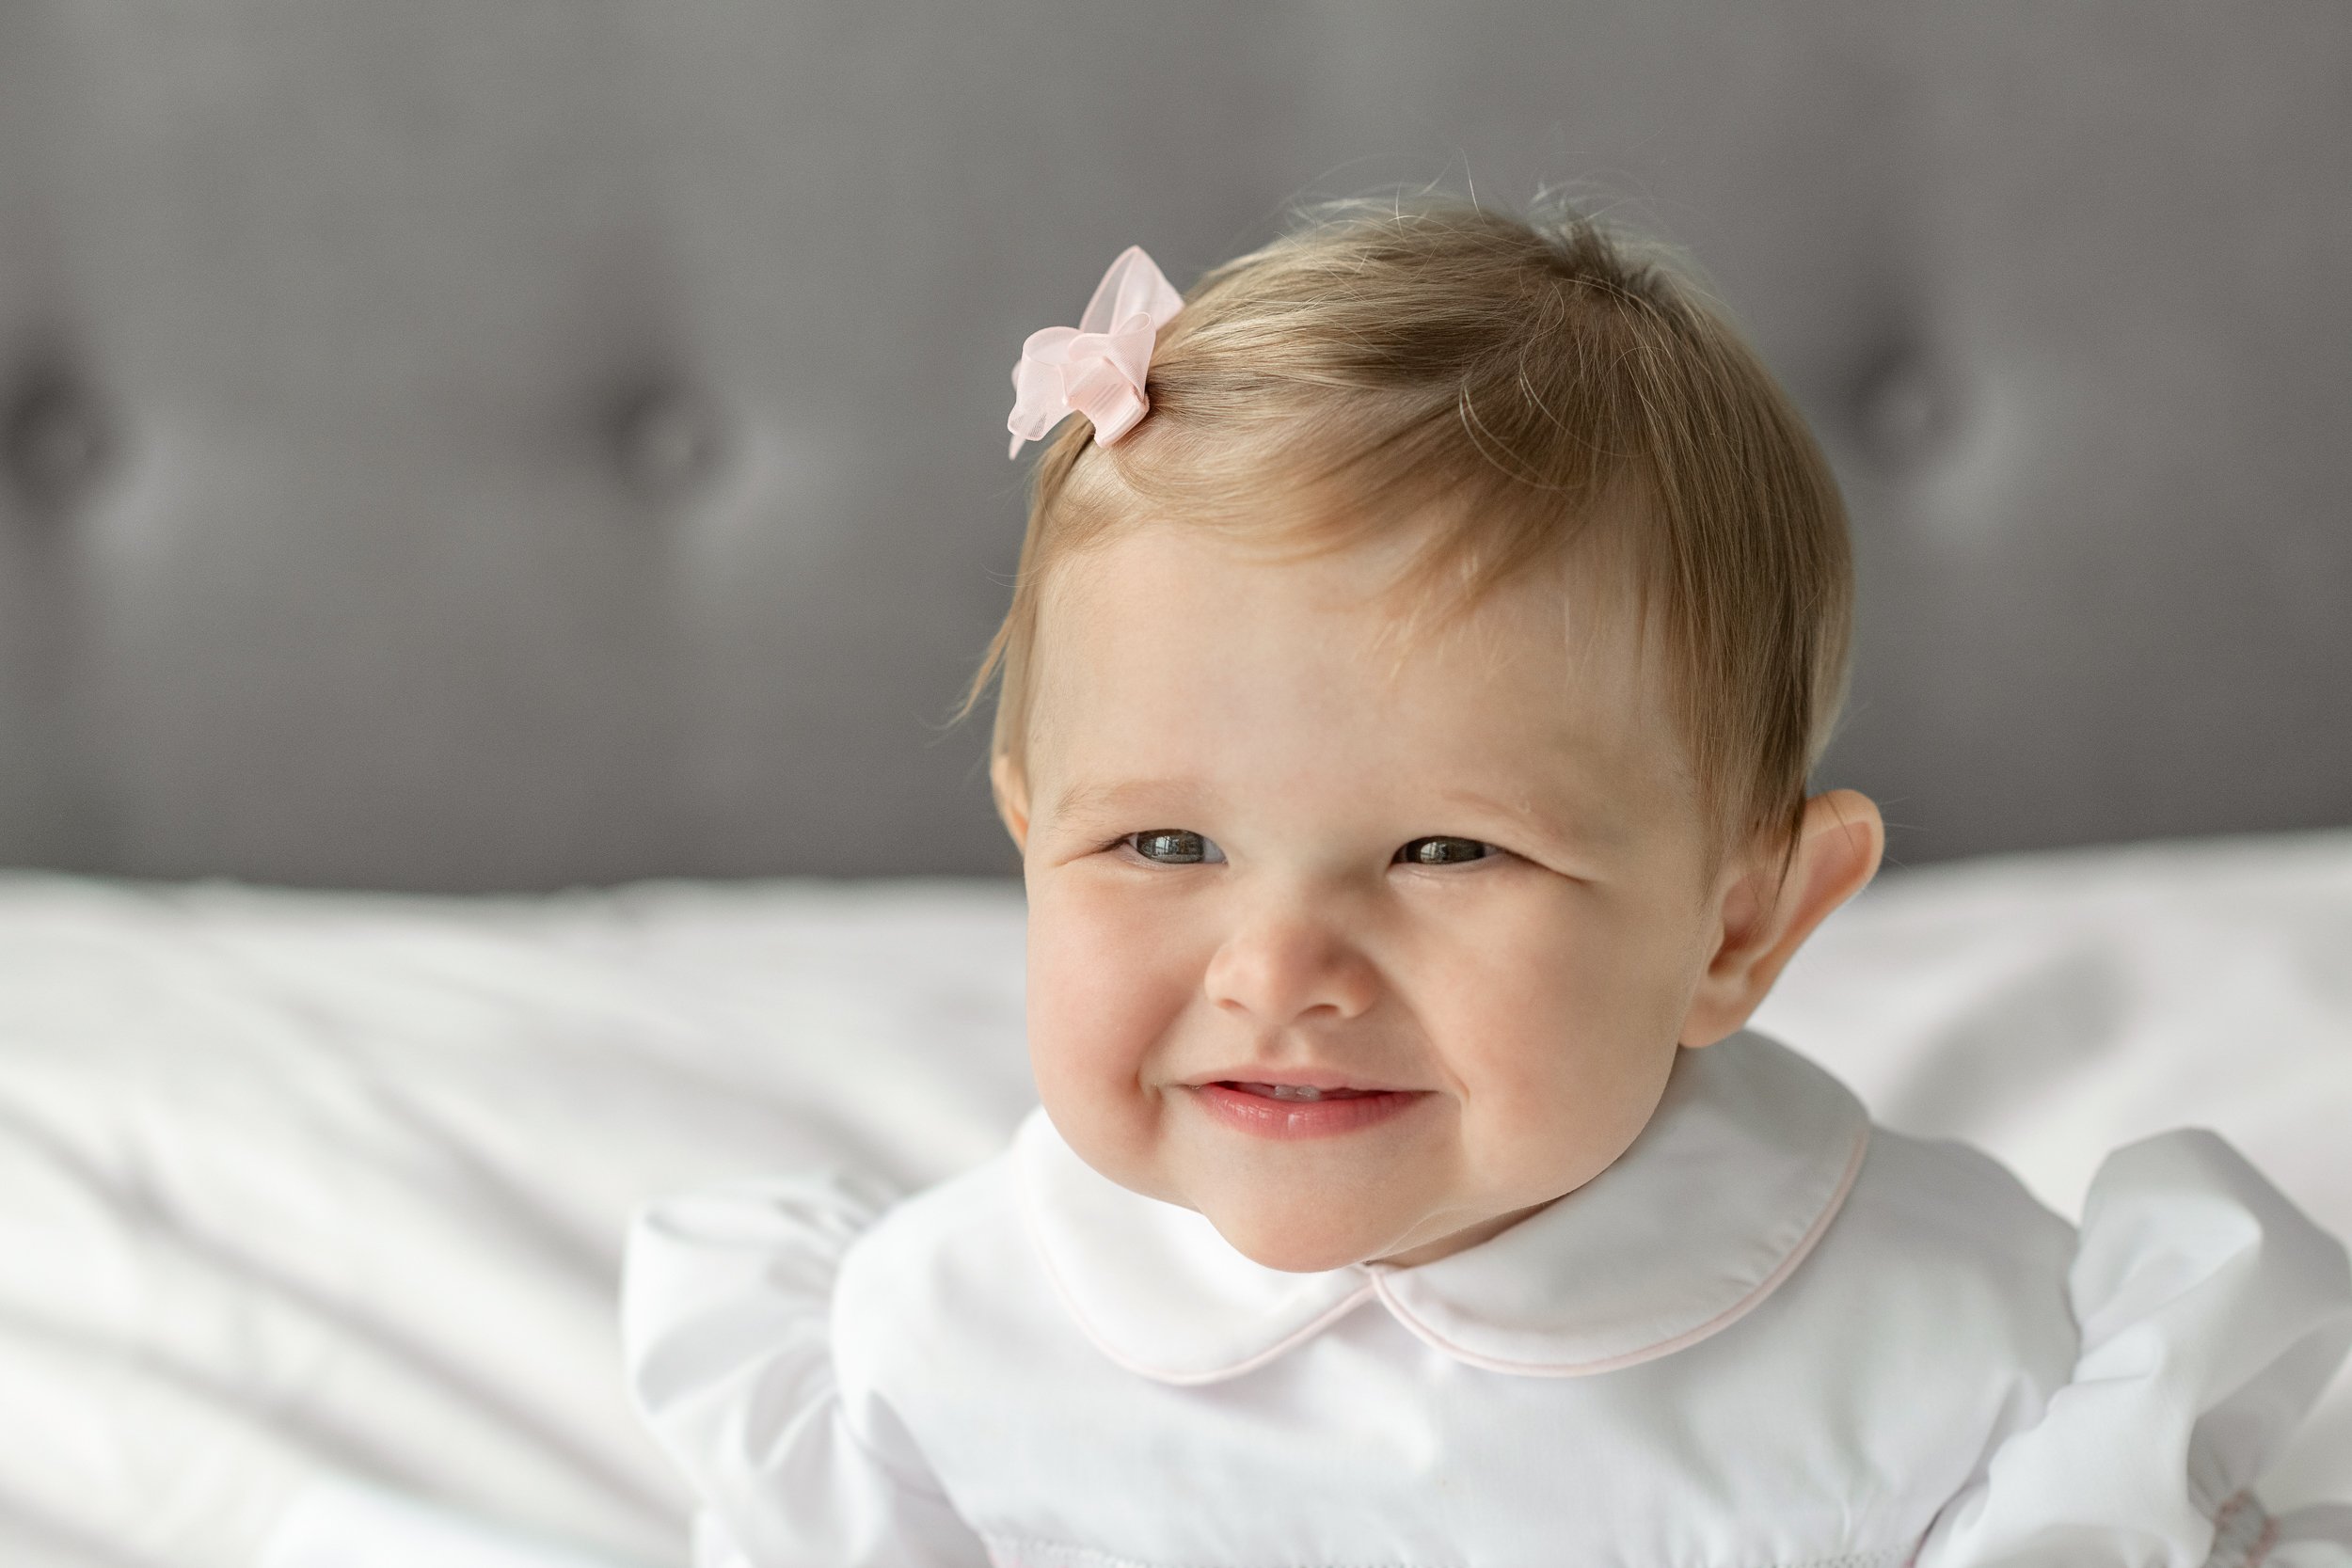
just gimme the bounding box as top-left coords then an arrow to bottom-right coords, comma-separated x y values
1126,830 -> 1226,865
1395,836 -> 1492,866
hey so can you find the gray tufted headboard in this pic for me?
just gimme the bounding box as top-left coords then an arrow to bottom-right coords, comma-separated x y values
1,2 -> 2345,891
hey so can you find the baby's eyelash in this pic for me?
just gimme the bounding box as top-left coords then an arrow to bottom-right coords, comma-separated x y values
1121,829 -> 1225,865
1394,836 -> 1495,865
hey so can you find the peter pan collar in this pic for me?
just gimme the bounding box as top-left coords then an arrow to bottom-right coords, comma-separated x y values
1016,1030 -> 1868,1385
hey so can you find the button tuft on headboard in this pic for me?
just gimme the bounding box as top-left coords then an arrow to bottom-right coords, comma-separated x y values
1851,343 -> 1958,472
4,370 -> 112,512
612,382 -> 723,499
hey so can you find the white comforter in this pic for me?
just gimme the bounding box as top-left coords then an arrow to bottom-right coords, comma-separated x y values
0,832 -> 2345,1567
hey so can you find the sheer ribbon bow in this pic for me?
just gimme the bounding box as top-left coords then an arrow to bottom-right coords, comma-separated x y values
1007,246 -> 1184,458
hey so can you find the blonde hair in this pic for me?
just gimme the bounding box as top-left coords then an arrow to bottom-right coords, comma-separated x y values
965,195 -> 1853,869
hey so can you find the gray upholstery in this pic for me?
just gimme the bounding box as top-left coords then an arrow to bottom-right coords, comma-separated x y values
0,2 -> 2345,890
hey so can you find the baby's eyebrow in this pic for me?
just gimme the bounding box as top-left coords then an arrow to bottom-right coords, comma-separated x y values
1435,784 -> 1628,853
1045,778 -> 1220,823
1435,785 -> 1544,820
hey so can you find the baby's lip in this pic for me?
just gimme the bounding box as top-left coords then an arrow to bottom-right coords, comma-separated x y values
1182,1066 -> 1414,1094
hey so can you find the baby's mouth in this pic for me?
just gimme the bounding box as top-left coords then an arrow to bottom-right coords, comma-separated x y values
1189,1079 -> 1427,1140
1221,1082 -> 1380,1102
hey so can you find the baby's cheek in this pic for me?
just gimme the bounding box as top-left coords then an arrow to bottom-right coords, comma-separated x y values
1025,879 -> 1199,1139
1441,902 -> 1687,1180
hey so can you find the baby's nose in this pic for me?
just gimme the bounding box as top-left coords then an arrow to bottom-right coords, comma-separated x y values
1201,904 -> 1380,1024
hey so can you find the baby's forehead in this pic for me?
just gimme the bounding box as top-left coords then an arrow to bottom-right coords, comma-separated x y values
1029,523 -> 1688,791
1041,515 -> 1661,690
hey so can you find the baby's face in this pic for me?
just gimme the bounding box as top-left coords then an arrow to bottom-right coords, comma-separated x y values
1007,520 -> 1756,1274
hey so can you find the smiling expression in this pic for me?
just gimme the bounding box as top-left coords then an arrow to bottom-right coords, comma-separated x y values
1004,518 -> 1759,1274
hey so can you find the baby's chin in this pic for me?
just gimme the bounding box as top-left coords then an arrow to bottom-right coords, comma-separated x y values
1200,1197 -> 1420,1275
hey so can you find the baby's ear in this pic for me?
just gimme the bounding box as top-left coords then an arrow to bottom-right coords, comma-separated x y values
1678,789 -> 1884,1048
990,753 -> 1031,853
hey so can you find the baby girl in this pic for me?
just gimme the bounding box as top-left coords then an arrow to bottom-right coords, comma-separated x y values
622,200 -> 2352,1567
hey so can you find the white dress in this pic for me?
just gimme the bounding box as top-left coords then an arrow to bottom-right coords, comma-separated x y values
621,1032 -> 2352,1568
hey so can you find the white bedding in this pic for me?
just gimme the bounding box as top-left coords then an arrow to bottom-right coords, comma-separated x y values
0,832 -> 2346,1567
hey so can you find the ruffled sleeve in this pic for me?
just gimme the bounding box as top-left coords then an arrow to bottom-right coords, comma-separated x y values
622,1170 -> 988,1568
1915,1130 -> 2352,1568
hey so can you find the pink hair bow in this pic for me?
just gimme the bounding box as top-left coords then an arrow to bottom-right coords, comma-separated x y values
1007,245 -> 1184,458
